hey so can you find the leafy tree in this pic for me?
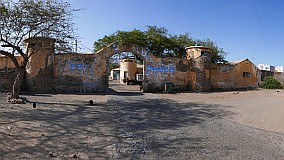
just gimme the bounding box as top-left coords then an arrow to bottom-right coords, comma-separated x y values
194,38 -> 228,63
93,26 -> 228,62
108,61 -> 120,73
168,33 -> 196,58
261,77 -> 283,89
0,0 -> 78,99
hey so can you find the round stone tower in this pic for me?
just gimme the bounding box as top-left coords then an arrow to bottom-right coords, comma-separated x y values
119,58 -> 137,83
185,46 -> 213,92
24,37 -> 56,92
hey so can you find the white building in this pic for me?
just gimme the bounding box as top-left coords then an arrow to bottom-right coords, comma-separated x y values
275,66 -> 284,72
257,64 -> 275,72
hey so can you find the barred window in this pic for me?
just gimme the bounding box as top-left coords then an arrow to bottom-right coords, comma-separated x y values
243,72 -> 252,78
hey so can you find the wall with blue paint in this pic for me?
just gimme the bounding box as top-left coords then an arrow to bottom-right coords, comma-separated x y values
54,54 -> 100,93
28,42 -> 211,93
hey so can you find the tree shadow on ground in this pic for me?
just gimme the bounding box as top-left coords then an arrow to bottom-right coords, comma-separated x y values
0,93 -> 233,159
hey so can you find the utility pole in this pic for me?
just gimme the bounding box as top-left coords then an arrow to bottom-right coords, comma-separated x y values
75,39 -> 78,53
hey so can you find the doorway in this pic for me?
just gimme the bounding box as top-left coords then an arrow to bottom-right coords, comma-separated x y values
108,52 -> 144,92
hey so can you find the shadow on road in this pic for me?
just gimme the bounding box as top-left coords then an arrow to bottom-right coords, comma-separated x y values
0,93 -> 233,159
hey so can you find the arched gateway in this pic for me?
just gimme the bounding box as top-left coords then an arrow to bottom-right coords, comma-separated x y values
25,37 -> 212,93
92,43 -> 151,92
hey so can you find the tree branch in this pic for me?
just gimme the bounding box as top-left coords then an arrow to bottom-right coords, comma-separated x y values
0,50 -> 20,68
0,37 -> 25,57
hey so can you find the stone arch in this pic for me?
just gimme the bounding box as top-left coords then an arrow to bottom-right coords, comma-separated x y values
93,42 -> 154,92
24,38 -> 213,93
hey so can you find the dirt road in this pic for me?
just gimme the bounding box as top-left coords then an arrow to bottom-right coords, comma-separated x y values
1,83 -> 284,159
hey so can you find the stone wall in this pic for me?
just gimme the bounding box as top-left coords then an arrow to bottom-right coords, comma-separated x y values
51,43 -> 212,93
0,38 -> 261,94
0,56 -> 24,92
25,37 -> 56,93
0,56 -> 24,69
143,56 -> 211,93
273,72 -> 284,85
211,59 -> 258,90
0,41 -> 214,93
53,54 -> 100,93
0,69 -> 17,92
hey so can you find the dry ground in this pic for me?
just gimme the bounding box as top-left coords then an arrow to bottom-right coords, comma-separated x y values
159,89 -> 284,134
1,84 -> 284,159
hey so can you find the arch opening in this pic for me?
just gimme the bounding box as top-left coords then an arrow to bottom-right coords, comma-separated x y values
107,51 -> 145,93
94,43 -> 150,93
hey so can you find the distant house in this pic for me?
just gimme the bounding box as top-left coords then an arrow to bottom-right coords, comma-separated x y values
257,64 -> 284,85
109,58 -> 143,84
257,65 -> 284,85
257,64 -> 275,72
275,66 -> 284,72
273,66 -> 284,85
211,59 -> 259,90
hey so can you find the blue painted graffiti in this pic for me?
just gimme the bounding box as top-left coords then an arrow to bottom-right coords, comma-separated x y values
77,64 -> 83,70
69,63 -> 75,70
68,62 -> 90,71
84,64 -> 89,70
146,65 -> 175,73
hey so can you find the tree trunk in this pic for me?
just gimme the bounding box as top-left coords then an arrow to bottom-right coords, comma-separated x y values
12,67 -> 25,99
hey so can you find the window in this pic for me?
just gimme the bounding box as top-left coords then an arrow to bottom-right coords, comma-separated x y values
243,72 -> 251,78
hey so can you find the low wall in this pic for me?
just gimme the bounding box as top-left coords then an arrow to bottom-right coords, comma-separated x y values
52,52 -> 212,93
53,54 -> 101,93
0,69 -> 17,92
143,56 -> 211,92
0,56 -> 23,92
0,43 -> 213,93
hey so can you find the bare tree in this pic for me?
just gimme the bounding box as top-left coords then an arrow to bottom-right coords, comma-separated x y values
0,0 -> 77,99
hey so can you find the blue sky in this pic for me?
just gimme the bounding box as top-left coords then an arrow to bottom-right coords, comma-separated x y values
68,0 -> 283,66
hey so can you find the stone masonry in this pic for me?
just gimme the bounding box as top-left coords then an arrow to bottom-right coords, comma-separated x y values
1,37 -> 216,93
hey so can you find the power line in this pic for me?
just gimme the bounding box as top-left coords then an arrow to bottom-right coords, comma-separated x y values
75,40 -> 93,52
252,0 -> 269,52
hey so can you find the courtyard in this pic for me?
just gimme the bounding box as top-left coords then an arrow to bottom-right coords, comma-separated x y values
1,84 -> 284,159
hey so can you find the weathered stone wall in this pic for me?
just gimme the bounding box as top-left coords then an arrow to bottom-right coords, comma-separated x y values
194,56 -> 212,92
25,37 -> 56,93
0,41 -> 221,93
0,56 -> 24,69
143,56 -> 211,93
0,56 -> 23,92
273,72 -> 284,85
211,59 -> 258,90
0,41 -> 213,93
53,54 -> 100,93
211,63 -> 236,90
0,69 -> 17,92
59,43 -> 213,93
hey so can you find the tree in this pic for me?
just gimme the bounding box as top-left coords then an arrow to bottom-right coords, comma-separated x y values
0,0 -> 77,99
261,77 -> 283,89
93,26 -> 228,62
194,38 -> 228,63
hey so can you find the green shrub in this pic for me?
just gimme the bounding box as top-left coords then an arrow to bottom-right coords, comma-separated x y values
261,77 -> 283,89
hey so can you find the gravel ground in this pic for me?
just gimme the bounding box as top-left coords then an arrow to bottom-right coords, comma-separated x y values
1,83 -> 284,159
